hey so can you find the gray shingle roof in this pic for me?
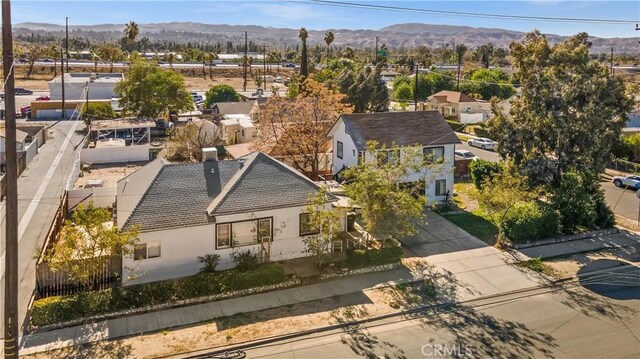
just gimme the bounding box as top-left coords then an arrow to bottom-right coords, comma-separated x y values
122,152 -> 326,232
339,111 -> 460,151
211,101 -> 254,115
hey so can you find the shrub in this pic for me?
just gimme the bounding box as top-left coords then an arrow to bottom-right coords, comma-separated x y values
346,249 -> 368,267
366,246 -> 403,265
502,201 -> 559,242
199,254 -> 221,273
232,250 -> 260,272
469,159 -> 503,189
31,264 -> 287,326
446,120 -> 466,133
473,125 -> 493,139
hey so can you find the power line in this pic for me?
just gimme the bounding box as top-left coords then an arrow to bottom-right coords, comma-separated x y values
289,0 -> 638,24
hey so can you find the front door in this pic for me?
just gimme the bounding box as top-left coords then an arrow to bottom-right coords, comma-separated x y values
258,218 -> 272,263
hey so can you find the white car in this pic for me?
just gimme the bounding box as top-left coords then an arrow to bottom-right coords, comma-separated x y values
454,149 -> 478,160
192,94 -> 204,103
467,137 -> 497,151
612,175 -> 640,189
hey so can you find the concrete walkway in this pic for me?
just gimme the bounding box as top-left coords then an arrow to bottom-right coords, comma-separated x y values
399,211 -> 543,301
517,231 -> 640,260
19,265 -> 420,355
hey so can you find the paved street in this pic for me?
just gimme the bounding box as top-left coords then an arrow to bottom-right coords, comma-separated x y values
0,119 -> 84,343
455,141 -> 500,162
239,266 -> 640,359
603,180 -> 640,223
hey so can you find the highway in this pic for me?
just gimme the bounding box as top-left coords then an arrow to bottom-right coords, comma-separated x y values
18,60 -> 295,70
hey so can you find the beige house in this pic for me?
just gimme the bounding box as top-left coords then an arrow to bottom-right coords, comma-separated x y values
422,91 -> 491,119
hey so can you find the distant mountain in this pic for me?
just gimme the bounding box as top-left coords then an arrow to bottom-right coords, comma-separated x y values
13,22 -> 639,54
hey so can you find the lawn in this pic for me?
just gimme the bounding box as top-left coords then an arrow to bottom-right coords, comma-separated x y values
439,182 -> 499,246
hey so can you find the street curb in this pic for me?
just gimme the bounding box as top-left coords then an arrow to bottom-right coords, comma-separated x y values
509,228 -> 621,249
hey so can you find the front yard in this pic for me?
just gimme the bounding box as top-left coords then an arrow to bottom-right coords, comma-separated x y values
439,182 -> 499,246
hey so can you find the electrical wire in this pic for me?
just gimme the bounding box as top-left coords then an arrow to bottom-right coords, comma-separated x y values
290,0 -> 639,24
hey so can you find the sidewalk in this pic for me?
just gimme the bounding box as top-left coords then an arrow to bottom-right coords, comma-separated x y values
19,265 -> 420,355
517,231 -> 640,259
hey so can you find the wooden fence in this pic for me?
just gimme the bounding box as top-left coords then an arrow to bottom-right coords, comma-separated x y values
36,256 -> 122,298
454,159 -> 472,179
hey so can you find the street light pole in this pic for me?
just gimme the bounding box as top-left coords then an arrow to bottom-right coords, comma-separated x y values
2,0 -> 20,357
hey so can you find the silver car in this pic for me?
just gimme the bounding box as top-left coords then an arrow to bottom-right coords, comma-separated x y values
467,137 -> 497,150
612,175 -> 640,189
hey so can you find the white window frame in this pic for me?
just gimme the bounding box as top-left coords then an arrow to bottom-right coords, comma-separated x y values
435,179 -> 447,196
133,242 -> 161,261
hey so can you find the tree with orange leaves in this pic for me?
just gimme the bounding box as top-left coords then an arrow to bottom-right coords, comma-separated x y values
253,79 -> 353,178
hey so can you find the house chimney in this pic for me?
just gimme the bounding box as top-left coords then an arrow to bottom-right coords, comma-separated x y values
202,147 -> 218,162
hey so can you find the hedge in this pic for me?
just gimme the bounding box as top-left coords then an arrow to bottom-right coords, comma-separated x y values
469,159 -> 503,189
31,263 -> 285,326
473,126 -> 493,139
346,245 -> 403,267
503,201 -> 559,243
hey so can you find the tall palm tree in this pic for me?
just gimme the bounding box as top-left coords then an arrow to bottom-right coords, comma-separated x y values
124,21 -> 139,49
299,27 -> 309,78
324,31 -> 334,65
455,43 -> 467,90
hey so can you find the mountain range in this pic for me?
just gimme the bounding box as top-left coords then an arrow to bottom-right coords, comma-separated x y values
14,22 -> 640,54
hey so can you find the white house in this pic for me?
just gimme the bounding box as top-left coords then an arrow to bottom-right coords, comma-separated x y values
117,151 -> 340,285
49,73 -> 124,101
220,114 -> 255,145
327,111 -> 459,203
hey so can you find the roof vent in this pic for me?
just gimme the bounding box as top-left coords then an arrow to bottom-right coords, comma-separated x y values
202,147 -> 218,162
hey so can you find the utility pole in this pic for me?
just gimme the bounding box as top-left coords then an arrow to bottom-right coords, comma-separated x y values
414,64 -> 418,112
263,45 -> 267,91
375,36 -> 379,65
610,47 -> 614,76
2,0 -> 19,357
60,48 -> 65,119
65,17 -> 69,72
243,31 -> 247,92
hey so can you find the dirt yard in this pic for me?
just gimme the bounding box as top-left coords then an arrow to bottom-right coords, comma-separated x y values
74,163 -> 144,189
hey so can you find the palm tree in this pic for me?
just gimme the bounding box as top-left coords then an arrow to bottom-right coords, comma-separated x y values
299,27 -> 309,78
46,44 -> 59,77
324,31 -> 334,65
455,43 -> 467,90
124,21 -> 139,47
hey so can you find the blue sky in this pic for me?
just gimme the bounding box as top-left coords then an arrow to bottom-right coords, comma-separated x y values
11,1 -> 640,38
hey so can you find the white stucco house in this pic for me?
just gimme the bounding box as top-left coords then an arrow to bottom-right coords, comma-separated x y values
117,151 -> 340,285
327,111 -> 459,203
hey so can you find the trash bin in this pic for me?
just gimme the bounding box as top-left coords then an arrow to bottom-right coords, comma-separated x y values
347,212 -> 356,232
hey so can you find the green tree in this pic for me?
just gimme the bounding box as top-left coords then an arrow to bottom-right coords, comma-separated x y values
455,43 -> 467,90
81,102 -> 117,125
394,82 -> 413,103
488,31 -> 633,188
476,168 -> 537,244
339,66 -> 389,113
299,27 -> 309,78
96,43 -> 123,72
166,52 -> 176,69
476,43 -> 494,68
204,84 -> 241,108
301,188 -> 340,269
26,43 -> 45,78
343,46 -> 355,60
324,31 -> 334,64
460,68 -> 515,101
124,21 -> 140,46
45,44 -> 59,77
43,204 -> 139,289
115,62 -> 193,118
342,141 -> 428,243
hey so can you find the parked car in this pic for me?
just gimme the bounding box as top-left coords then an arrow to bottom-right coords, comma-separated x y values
35,96 -> 50,101
15,88 -> 33,95
283,63 -> 296,68
454,149 -> 478,160
467,137 -> 497,150
20,105 -> 31,119
612,175 -> 640,189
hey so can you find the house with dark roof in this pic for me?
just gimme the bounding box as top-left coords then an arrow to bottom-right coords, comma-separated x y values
423,90 -> 491,119
327,111 -> 459,203
117,151 -> 341,284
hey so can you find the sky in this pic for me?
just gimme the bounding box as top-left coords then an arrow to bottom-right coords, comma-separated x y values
10,0 -> 640,38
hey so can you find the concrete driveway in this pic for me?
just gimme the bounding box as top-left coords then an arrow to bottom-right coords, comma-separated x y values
399,211 -> 543,300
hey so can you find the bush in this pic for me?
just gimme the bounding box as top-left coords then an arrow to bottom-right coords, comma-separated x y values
502,201 -> 559,242
346,249 -> 368,267
473,125 -> 493,139
469,159 -> 503,189
551,172 -> 608,233
366,246 -> 403,265
232,250 -> 260,272
31,263 -> 286,326
199,254 -> 221,273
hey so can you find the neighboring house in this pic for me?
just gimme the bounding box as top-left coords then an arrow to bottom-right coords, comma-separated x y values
221,114 -> 255,145
207,101 -> 257,119
0,128 -> 28,153
117,151 -> 341,284
49,73 -> 124,101
327,111 -> 459,203
625,110 -> 640,135
423,90 -> 491,119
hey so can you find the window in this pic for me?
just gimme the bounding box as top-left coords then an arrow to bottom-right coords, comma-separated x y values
378,150 -> 400,165
133,242 -> 161,260
451,107 -> 456,114
217,218 -> 273,249
435,179 -> 447,196
465,106 -> 472,113
357,151 -> 365,165
300,213 -> 319,236
241,129 -> 245,137
423,146 -> 444,163
337,141 -> 344,159
216,223 -> 231,248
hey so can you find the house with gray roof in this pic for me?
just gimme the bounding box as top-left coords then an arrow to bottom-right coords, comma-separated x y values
117,151 -> 341,284
327,111 -> 459,203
